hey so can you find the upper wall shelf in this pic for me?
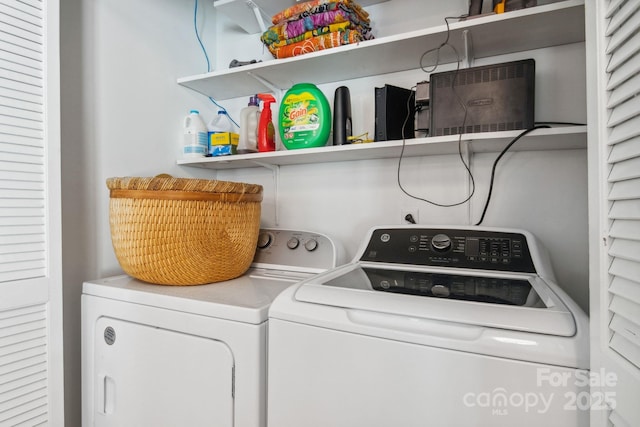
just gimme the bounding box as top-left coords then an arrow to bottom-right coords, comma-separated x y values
179,0 -> 585,101
177,126 -> 587,170
214,0 -> 389,34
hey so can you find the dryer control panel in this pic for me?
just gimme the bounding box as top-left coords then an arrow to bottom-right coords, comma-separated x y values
359,228 -> 536,273
252,228 -> 339,271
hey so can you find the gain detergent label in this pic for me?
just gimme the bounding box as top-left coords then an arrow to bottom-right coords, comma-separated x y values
279,84 -> 331,149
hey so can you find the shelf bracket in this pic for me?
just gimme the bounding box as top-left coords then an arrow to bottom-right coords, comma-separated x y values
246,0 -> 267,33
251,161 -> 280,226
246,71 -> 284,100
462,30 -> 474,68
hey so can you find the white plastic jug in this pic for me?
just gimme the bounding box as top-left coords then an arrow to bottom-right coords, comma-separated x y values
183,110 -> 208,158
208,110 -> 236,134
238,96 -> 260,153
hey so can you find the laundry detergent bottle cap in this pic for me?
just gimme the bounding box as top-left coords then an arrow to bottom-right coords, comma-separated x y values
279,83 -> 331,150
257,93 -> 276,152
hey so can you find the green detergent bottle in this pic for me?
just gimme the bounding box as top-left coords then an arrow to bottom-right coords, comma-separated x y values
279,83 -> 331,149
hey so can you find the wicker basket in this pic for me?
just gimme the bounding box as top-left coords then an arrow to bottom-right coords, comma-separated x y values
106,175 -> 263,285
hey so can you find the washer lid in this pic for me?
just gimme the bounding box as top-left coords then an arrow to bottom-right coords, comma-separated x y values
83,271 -> 302,324
294,263 -> 577,337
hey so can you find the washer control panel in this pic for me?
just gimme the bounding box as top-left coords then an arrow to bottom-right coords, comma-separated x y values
360,228 -> 536,273
253,228 -> 337,270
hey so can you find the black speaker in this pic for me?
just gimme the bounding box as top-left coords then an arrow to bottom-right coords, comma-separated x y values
333,86 -> 352,145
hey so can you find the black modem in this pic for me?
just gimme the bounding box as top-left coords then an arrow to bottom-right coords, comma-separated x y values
374,84 -> 415,141
429,59 -> 535,136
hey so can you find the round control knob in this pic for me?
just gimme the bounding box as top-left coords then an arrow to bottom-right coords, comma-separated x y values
431,233 -> 452,252
287,237 -> 300,249
304,239 -> 318,252
257,232 -> 272,249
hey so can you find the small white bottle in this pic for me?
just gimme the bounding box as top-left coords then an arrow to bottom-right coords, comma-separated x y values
238,96 -> 260,154
183,110 -> 208,158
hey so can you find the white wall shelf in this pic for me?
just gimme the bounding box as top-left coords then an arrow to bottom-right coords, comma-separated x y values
180,0 -> 585,101
214,0 -> 389,34
177,126 -> 586,170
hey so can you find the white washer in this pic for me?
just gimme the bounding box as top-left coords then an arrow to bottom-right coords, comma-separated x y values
268,226 -> 590,427
82,228 -> 341,427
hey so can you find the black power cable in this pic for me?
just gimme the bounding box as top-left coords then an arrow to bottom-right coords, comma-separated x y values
397,15 -> 477,208
474,125 -> 551,226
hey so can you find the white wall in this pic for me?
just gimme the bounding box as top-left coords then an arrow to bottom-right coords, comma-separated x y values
60,0 -> 587,425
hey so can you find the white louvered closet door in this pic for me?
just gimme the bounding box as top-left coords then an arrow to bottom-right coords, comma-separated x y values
589,0 -> 640,426
0,0 -> 64,425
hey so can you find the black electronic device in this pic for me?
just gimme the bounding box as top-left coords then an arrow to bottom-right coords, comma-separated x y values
429,59 -> 535,137
333,86 -> 352,145
468,0 -> 484,16
374,84 -> 415,141
415,81 -> 430,136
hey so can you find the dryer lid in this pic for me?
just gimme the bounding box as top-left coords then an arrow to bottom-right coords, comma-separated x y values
294,263 -> 577,337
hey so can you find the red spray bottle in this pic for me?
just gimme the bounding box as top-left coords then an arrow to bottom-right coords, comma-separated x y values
257,93 -> 276,152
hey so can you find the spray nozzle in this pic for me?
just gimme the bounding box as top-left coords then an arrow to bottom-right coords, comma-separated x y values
257,93 -> 276,107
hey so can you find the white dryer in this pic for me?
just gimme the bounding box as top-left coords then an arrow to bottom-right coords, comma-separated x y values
268,226 -> 590,427
82,228 -> 341,427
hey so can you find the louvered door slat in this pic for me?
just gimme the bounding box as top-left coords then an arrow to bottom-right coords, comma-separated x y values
609,132 -> 640,159
0,151 -> 44,165
0,105 -> 43,123
609,178 -> 640,200
0,215 -> 45,226
12,0 -> 42,12
0,224 -> 44,236
609,157 -> 640,181
609,334 -> 640,371
0,189 -> 44,200
610,276 -> 640,304
610,220 -> 640,240
0,161 -> 43,175
609,239 -> 640,262
0,243 -> 44,257
609,315 -> 640,351
608,53 -> 640,90
608,93 -> 640,126
0,178 -> 43,191
0,329 -> 45,350
608,117 -> 640,145
0,207 -> 44,218
607,71 -> 640,108
0,123 -> 43,139
0,86 -> 42,106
